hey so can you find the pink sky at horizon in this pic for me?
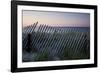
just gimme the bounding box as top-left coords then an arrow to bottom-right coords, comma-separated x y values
22,10 -> 90,28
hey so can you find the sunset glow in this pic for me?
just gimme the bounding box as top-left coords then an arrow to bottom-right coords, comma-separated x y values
22,10 -> 90,27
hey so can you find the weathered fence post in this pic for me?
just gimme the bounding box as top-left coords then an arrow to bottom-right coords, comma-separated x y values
27,33 -> 31,52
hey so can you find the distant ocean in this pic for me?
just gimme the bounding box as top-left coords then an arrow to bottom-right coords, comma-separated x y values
53,27 -> 90,32
23,25 -> 90,33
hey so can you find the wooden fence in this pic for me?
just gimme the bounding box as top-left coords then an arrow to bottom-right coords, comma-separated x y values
22,23 -> 90,61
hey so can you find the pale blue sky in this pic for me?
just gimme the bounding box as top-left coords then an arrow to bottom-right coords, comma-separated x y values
22,10 -> 90,27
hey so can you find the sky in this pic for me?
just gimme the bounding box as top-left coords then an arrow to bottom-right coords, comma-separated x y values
22,10 -> 90,27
